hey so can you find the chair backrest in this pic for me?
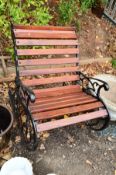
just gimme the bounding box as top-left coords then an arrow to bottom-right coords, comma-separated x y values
11,24 -> 80,96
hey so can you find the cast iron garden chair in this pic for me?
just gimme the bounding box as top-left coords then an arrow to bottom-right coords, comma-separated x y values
9,24 -> 110,150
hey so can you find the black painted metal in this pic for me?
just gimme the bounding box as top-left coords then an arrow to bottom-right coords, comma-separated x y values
78,71 -> 109,98
78,71 -> 110,130
10,24 -> 38,150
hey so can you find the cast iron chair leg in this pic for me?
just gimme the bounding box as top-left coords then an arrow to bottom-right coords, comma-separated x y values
9,89 -> 38,150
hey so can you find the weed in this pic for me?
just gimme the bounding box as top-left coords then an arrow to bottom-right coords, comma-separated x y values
0,0 -> 52,54
112,59 -> 116,69
57,0 -> 78,25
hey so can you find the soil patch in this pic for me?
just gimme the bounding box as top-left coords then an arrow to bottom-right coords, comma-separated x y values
13,126 -> 116,175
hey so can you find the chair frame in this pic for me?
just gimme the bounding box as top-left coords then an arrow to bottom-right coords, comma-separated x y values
9,24 -> 110,150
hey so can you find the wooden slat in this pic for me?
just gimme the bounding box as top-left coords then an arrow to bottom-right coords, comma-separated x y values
17,48 -> 79,56
23,75 -> 79,86
20,67 -> 77,76
31,94 -> 90,107
18,58 -> 79,66
14,31 -> 77,39
34,85 -> 81,98
13,25 -> 76,31
15,29 -> 75,33
31,92 -> 87,104
31,96 -> 97,113
37,110 -> 107,132
33,101 -> 104,120
16,39 -> 78,46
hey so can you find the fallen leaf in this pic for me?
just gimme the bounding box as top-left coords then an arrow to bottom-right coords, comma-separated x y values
40,144 -> 45,150
86,160 -> 92,166
2,152 -> 12,162
42,132 -> 50,139
15,136 -> 21,143
67,135 -> 74,143
64,114 -> 69,119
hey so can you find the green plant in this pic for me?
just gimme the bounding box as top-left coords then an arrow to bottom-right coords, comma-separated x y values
101,0 -> 108,5
75,20 -> 81,31
79,0 -> 95,13
0,0 -> 52,54
112,59 -> 116,69
57,0 -> 78,25
79,0 -> 108,13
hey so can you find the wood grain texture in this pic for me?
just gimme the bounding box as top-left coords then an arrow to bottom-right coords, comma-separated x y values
16,39 -> 78,46
31,96 -> 97,112
33,101 -> 103,120
20,67 -> 77,76
13,25 -> 76,31
34,85 -> 81,98
18,58 -> 79,66
31,92 -> 87,105
14,31 -> 77,39
23,75 -> 79,86
17,48 -> 79,56
37,110 -> 107,132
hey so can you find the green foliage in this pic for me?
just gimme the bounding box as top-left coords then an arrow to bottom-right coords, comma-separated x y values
112,59 -> 116,69
79,0 -> 108,13
75,20 -> 81,31
0,0 -> 52,54
79,0 -> 95,13
57,0 -> 108,26
57,0 -> 78,25
101,0 -> 108,5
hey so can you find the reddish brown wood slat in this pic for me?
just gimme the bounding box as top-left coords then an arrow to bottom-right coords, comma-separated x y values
37,110 -> 107,132
30,96 -> 97,113
34,85 -> 81,98
20,67 -> 77,76
18,58 -> 79,66
14,31 -> 77,39
13,25 -> 76,31
31,92 -> 87,104
33,101 -> 104,120
15,29 -> 75,33
31,94 -> 91,107
23,75 -> 79,86
17,48 -> 79,56
16,39 -> 78,46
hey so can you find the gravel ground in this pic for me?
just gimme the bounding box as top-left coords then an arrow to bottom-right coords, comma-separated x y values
13,124 -> 116,175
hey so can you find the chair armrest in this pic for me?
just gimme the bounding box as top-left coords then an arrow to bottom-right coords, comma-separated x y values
21,84 -> 36,102
78,71 -> 109,98
15,78 -> 36,103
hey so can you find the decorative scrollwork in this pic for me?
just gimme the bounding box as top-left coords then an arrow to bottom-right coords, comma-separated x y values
9,79 -> 38,150
16,78 -> 35,106
78,72 -> 109,99
77,71 -> 110,131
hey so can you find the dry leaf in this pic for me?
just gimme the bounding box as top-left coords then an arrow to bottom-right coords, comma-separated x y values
40,144 -> 45,150
42,132 -> 50,139
67,135 -> 74,143
86,160 -> 92,166
64,114 -> 69,119
15,136 -> 21,143
2,152 -> 12,161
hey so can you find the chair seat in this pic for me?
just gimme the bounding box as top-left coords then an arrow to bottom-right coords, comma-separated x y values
30,90 -> 105,122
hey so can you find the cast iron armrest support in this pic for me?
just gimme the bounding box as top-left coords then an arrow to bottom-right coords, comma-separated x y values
15,78 -> 36,104
78,72 -> 109,98
20,83 -> 36,103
